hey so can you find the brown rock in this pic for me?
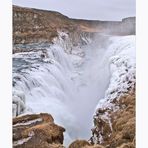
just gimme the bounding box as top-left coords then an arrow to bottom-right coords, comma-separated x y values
69,140 -> 91,148
13,5 -> 135,47
13,113 -> 65,148
69,140 -> 105,148
90,90 -> 135,148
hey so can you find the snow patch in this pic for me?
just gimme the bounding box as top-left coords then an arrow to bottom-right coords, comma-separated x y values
13,118 -> 42,127
13,131 -> 34,146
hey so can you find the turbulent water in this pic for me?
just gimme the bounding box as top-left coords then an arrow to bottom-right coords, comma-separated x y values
13,33 -> 135,145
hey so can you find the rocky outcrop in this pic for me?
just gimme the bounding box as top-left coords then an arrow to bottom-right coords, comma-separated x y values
13,5 -> 76,44
13,6 -> 94,46
13,113 -> 65,148
90,90 -> 135,148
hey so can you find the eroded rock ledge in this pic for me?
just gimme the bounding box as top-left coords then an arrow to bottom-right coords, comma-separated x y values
13,113 -> 65,148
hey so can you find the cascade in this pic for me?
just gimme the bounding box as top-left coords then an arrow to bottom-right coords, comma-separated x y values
13,33 -> 135,145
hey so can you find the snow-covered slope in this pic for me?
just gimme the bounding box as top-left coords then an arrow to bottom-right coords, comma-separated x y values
95,36 -> 135,110
13,32 -> 135,145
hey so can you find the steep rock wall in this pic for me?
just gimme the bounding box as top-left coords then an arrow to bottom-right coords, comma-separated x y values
13,6 -> 135,47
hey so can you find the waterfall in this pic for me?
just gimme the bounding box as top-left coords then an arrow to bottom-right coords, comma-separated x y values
13,32 -> 135,145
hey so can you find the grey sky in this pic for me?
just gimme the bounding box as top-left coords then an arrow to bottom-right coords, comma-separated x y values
13,0 -> 135,21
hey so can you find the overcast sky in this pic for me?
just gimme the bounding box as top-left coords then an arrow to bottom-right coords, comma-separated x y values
13,0 -> 135,21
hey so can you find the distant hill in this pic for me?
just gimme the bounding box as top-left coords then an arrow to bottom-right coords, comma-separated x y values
13,5 -> 135,44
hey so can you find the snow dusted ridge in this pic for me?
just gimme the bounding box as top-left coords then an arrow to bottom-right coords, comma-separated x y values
53,31 -> 92,54
13,135 -> 33,147
91,36 -> 136,144
13,118 -> 42,127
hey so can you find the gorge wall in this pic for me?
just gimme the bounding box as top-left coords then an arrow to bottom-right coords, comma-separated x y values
13,5 -> 135,46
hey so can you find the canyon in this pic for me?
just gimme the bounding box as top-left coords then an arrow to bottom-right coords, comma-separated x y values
13,6 -> 136,148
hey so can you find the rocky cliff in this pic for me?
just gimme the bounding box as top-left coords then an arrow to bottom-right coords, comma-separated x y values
13,5 -> 94,48
90,90 -> 135,148
13,5 -> 135,46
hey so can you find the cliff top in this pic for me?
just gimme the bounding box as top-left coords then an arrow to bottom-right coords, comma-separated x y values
13,5 -> 135,44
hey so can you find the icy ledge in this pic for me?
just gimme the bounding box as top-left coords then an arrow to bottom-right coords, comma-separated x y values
13,90 -> 26,117
91,36 -> 136,144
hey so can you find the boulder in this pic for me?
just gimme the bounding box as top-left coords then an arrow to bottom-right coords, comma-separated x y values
69,140 -> 105,148
13,113 -> 65,148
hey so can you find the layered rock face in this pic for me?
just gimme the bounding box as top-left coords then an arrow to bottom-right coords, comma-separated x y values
13,113 -> 65,148
13,5 -> 135,47
13,5 -> 95,49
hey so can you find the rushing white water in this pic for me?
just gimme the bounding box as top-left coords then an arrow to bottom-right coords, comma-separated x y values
13,33 -> 135,145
